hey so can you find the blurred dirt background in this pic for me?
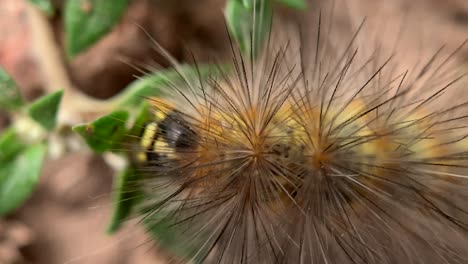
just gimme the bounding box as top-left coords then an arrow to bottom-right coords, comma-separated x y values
0,0 -> 468,263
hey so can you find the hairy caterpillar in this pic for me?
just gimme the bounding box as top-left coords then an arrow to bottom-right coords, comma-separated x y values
126,0 -> 468,263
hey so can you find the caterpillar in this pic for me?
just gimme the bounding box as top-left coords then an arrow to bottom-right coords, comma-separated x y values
127,0 -> 468,263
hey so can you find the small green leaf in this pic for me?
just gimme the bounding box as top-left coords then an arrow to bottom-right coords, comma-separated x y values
115,64 -> 226,108
0,128 -> 27,163
73,110 -> 129,153
128,102 -> 152,137
242,0 -> 255,8
113,72 -> 167,109
107,104 -> 150,234
225,0 -> 272,58
144,214 -> 206,263
28,0 -> 55,16
276,0 -> 306,9
0,144 -> 47,216
0,67 -> 24,111
242,0 -> 306,10
65,0 -> 128,58
107,167 -> 142,234
27,90 -> 63,131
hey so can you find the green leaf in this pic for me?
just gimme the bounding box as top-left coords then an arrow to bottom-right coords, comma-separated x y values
243,0 -> 306,10
113,71 -> 167,109
144,214 -> 206,263
28,0 -> 55,16
106,105 -> 152,234
0,144 -> 47,216
107,167 -> 143,234
73,110 -> 129,153
0,128 -> 27,163
115,64 -> 227,108
27,90 -> 63,131
139,194 -> 211,263
0,67 -> 24,111
128,102 -> 152,136
225,0 -> 272,58
65,0 -> 128,58
276,0 -> 306,9
242,0 -> 255,8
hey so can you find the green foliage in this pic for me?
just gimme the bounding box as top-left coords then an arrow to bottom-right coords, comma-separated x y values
106,103 -> 151,233
225,0 -> 306,58
0,129 -> 27,164
0,68 -> 24,111
243,0 -> 306,9
73,111 -> 129,153
127,102 -> 152,137
107,167 -> 142,234
242,0 -> 252,8
114,68 -> 177,109
144,213 -> 207,264
115,64 -> 225,109
0,70 -> 64,215
28,0 -> 55,16
276,0 -> 306,9
225,0 -> 273,58
0,126 -> 49,216
64,0 -> 128,58
0,143 -> 47,216
27,90 -> 63,131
